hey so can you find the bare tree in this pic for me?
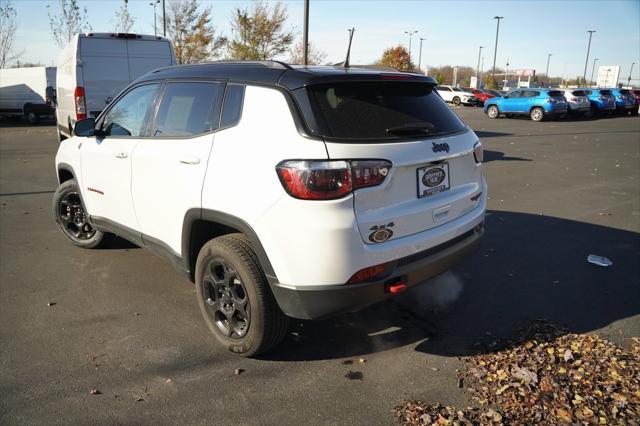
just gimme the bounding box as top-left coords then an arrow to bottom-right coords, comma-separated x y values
165,0 -> 226,64
289,40 -> 326,65
228,0 -> 295,60
0,0 -> 23,68
113,0 -> 135,33
48,0 -> 92,48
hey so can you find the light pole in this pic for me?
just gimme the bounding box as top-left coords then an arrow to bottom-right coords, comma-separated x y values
303,0 -> 309,65
491,16 -> 504,87
590,58 -> 598,86
404,30 -> 418,62
628,62 -> 636,87
582,30 -> 596,83
150,0 -> 159,36
545,53 -> 552,86
476,46 -> 484,86
418,37 -> 426,72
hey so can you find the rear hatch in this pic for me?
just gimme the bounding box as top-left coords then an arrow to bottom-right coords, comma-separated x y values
297,81 -> 483,243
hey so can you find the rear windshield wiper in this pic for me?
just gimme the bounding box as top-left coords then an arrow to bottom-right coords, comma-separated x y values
386,122 -> 435,135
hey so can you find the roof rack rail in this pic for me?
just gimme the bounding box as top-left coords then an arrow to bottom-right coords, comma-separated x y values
211,60 -> 293,70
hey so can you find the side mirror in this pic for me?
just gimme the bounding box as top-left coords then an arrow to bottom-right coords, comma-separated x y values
74,118 -> 96,137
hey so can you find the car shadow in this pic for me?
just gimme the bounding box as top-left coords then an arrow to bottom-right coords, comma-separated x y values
99,234 -> 140,250
259,210 -> 640,361
483,150 -> 532,163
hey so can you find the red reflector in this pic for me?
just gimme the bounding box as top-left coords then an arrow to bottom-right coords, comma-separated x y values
347,263 -> 389,284
385,281 -> 408,294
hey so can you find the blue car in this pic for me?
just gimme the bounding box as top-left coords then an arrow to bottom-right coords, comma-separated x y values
609,88 -> 636,114
483,88 -> 567,122
578,88 -> 616,115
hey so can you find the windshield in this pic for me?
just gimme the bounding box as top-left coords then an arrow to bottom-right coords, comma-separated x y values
300,82 -> 467,141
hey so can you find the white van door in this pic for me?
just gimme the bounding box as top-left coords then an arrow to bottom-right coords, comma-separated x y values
79,37 -> 130,117
126,39 -> 175,79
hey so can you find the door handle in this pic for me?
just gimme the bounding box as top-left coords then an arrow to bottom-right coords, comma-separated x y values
179,157 -> 201,165
115,152 -> 128,159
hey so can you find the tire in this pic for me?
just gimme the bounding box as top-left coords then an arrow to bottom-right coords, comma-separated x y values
52,179 -> 105,248
530,107 -> 544,122
25,110 -> 39,125
195,234 -> 288,357
487,105 -> 499,119
452,97 -> 461,106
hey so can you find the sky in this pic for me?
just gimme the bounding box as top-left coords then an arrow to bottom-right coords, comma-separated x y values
7,0 -> 640,82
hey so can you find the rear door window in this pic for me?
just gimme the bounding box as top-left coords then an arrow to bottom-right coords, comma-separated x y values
301,82 -> 467,141
220,84 -> 245,128
152,82 -> 223,137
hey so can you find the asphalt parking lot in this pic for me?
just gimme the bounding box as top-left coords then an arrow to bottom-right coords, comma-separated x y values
1,110 -> 639,425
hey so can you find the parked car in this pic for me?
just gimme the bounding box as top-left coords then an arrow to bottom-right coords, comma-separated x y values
634,89 -> 640,115
579,88 -> 615,115
560,89 -> 590,116
53,61 -> 487,356
56,32 -> 175,142
484,88 -> 567,122
0,66 -> 56,124
434,85 -> 479,106
609,88 -> 636,115
463,88 -> 495,106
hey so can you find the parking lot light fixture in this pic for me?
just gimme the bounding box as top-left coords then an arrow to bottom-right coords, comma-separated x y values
583,30 -> 596,83
418,38 -> 426,73
150,0 -> 160,36
545,53 -> 552,86
491,16 -> 504,87
404,30 -> 418,63
590,57 -> 598,86
476,46 -> 484,85
628,62 -> 635,87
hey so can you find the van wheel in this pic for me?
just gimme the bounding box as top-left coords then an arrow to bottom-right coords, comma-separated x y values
25,110 -> 39,125
530,107 -> 544,122
195,234 -> 288,357
487,105 -> 500,119
52,179 -> 105,248
452,97 -> 461,106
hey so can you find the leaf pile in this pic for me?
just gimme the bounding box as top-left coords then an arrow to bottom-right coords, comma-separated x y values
394,321 -> 640,425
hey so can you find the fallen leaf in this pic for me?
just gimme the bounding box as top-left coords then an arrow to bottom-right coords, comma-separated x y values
89,389 -> 101,395
233,368 -> 244,375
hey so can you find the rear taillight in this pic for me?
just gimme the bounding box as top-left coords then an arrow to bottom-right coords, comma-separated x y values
74,87 -> 87,120
473,141 -> 483,164
276,160 -> 391,200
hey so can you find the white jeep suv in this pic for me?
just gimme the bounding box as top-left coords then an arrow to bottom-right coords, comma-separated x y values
53,61 -> 486,356
434,85 -> 479,106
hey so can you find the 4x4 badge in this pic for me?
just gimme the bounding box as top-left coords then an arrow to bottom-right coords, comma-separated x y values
432,142 -> 450,153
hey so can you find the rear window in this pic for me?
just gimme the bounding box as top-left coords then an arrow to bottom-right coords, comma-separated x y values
572,90 -> 587,96
548,90 -> 564,97
599,90 -> 613,96
619,89 -> 631,95
301,82 -> 467,141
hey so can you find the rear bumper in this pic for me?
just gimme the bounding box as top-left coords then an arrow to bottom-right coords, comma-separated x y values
271,223 -> 483,320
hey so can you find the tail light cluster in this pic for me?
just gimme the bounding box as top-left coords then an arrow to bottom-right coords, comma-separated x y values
473,141 -> 483,164
276,160 -> 391,200
74,87 -> 87,120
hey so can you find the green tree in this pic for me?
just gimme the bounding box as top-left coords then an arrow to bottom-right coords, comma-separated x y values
228,0 -> 295,60
377,45 -> 415,71
113,0 -> 135,33
166,0 -> 226,64
0,0 -> 23,68
47,0 -> 92,48
435,73 -> 445,84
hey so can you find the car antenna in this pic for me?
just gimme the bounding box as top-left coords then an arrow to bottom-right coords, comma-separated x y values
344,28 -> 355,68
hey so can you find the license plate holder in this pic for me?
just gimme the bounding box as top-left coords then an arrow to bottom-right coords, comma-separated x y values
417,163 -> 450,198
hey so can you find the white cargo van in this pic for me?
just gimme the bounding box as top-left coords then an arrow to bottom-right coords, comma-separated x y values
56,33 -> 175,141
0,66 -> 56,124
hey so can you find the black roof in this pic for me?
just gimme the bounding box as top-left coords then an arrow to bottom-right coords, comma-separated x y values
138,61 -> 437,91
